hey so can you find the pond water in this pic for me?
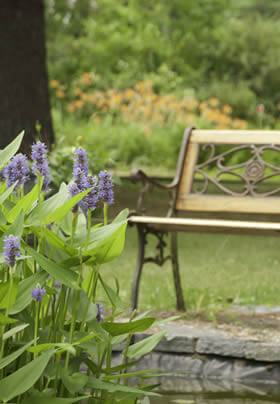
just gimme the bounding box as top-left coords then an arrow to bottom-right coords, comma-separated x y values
148,378 -> 280,404
151,393 -> 279,403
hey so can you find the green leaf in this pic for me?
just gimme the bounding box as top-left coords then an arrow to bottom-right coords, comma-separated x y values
28,183 -> 90,225
0,313 -> 17,325
70,290 -> 98,322
43,188 -> 90,225
113,208 -> 129,223
87,378 -> 158,397
28,343 -> 76,355
0,350 -> 54,402
62,371 -> 88,395
84,221 -> 127,264
10,271 -> 48,314
3,323 -> 29,340
6,182 -> 41,223
127,331 -> 165,359
7,210 -> 24,237
102,318 -> 155,337
28,183 -> 69,225
22,396 -> 90,404
38,226 -> 77,256
98,275 -> 124,309
0,279 -> 19,309
0,183 -> 17,206
25,246 -> 79,289
0,340 -> 34,370
0,131 -> 24,169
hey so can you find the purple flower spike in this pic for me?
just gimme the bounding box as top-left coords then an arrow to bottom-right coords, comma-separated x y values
54,280 -> 62,290
96,303 -> 104,322
32,286 -> 46,302
98,171 -> 114,205
31,141 -> 51,191
3,235 -> 21,267
68,181 -> 84,213
3,153 -> 29,188
84,175 -> 99,209
73,148 -> 88,179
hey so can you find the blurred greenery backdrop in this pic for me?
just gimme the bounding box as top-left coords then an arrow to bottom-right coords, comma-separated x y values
46,0 -> 280,172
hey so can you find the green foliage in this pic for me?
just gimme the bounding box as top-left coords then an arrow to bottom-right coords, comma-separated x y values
46,0 -> 280,121
0,135 -> 165,402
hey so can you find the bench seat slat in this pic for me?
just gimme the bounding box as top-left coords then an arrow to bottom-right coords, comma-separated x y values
129,215 -> 280,235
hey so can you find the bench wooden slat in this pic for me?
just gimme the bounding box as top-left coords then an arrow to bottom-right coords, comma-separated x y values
191,130 -> 280,145
176,195 -> 280,215
129,215 -> 280,235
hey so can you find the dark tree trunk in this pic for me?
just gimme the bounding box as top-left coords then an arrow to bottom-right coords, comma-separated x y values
0,0 -> 54,151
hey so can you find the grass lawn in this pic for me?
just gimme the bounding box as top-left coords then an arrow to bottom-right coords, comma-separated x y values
101,228 -> 280,312
93,180 -> 280,313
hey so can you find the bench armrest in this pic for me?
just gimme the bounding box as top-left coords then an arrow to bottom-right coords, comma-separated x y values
130,169 -> 178,215
130,169 -> 178,190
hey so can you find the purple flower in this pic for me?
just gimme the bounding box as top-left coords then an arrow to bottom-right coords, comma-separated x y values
84,175 -> 99,210
54,280 -> 62,290
68,181 -> 84,213
73,148 -> 88,179
3,154 -> 29,188
98,171 -> 114,205
96,303 -> 104,322
3,235 -> 21,267
32,286 -> 46,302
31,141 -> 51,191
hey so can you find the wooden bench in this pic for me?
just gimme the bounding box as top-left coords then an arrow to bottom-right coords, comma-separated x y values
129,127 -> 280,311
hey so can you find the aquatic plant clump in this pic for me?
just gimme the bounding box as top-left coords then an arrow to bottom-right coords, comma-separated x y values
0,132 -> 163,403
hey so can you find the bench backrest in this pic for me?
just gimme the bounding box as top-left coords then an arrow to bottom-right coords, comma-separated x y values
175,128 -> 280,215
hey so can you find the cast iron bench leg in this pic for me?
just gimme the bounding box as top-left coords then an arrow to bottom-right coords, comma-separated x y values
131,224 -> 145,310
170,232 -> 186,311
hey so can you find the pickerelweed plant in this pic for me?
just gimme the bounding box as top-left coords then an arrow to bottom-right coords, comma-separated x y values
0,132 -> 166,403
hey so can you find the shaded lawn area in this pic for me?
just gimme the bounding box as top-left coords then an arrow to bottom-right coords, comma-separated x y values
101,228 -> 280,312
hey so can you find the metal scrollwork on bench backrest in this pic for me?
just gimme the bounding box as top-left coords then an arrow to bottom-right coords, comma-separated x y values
192,143 -> 280,197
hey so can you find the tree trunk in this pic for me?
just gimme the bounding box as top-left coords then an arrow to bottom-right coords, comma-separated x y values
0,0 -> 54,151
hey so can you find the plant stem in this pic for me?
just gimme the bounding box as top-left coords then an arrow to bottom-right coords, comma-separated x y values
103,203 -> 108,225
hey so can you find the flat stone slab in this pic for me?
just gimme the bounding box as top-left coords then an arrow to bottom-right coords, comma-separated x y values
113,317 -> 280,392
134,323 -> 280,362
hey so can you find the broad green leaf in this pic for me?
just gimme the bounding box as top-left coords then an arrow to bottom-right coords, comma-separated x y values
84,221 -> 127,264
26,246 -> 79,289
104,369 -> 160,381
10,271 -> 48,314
0,340 -> 34,370
62,371 -> 88,395
43,188 -> 90,224
37,226 -> 77,256
28,183 -> 90,225
0,183 -> 17,206
6,210 -> 24,237
112,208 -> 129,223
0,279 -> 19,309
22,395 -> 90,404
0,350 -> 54,402
0,131 -> 24,169
87,378 -> 158,397
0,313 -> 17,325
6,182 -> 41,223
127,331 -> 166,359
3,323 -> 29,340
102,318 -> 155,337
70,290 -> 98,322
98,275 -> 124,309
28,343 -> 76,355
28,183 -> 69,225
